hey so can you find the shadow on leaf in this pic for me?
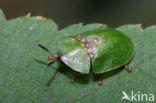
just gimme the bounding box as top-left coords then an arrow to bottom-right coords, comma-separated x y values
34,59 -> 47,65
35,59 -> 127,86
48,62 -> 124,85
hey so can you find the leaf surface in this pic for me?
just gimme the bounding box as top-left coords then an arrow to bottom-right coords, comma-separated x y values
0,9 -> 156,103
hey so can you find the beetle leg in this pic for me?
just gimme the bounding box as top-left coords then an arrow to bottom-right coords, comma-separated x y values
125,65 -> 132,72
70,74 -> 76,83
98,78 -> 103,86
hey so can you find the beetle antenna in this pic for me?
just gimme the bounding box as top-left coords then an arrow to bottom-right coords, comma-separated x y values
35,42 -> 54,57
47,61 -> 55,67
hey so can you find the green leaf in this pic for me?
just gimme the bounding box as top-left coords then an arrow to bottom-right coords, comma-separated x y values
0,14 -> 58,102
0,9 -> 6,26
59,23 -> 107,37
0,8 -> 156,103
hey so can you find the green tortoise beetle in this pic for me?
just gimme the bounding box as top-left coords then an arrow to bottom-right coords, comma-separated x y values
36,28 -> 134,86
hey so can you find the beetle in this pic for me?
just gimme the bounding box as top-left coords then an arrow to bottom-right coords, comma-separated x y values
36,28 -> 134,86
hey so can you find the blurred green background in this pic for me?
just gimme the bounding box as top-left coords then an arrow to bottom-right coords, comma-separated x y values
0,0 -> 156,28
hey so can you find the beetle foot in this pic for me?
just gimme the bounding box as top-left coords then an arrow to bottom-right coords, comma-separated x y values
70,74 -> 76,83
98,79 -> 103,86
125,65 -> 132,72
